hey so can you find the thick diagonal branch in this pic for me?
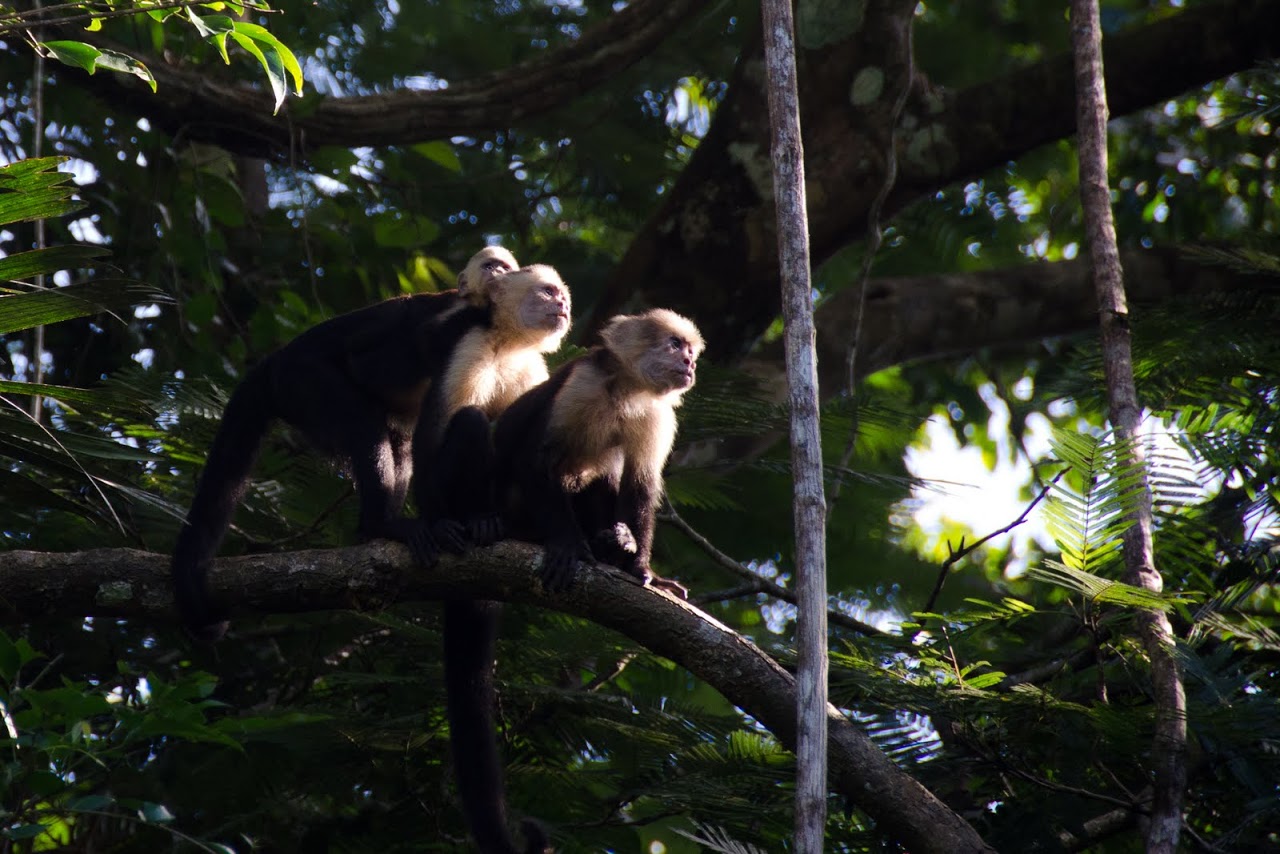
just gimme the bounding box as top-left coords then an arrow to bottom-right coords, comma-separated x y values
0,542 -> 992,853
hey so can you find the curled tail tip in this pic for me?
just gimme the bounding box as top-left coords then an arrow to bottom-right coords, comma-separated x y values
520,818 -> 552,854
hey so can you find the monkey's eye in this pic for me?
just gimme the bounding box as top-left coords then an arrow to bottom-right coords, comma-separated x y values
541,286 -> 558,297
668,336 -> 683,350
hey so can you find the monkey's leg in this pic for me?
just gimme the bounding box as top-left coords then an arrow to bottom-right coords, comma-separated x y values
340,414 -> 444,567
430,406 -> 503,547
520,466 -> 592,593
573,481 -> 636,566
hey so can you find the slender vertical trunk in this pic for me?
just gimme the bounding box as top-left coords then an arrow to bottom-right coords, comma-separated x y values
760,1 -> 829,849
1069,3 -> 1186,850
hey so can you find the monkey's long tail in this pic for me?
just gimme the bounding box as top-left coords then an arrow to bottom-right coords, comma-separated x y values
443,599 -> 551,854
171,364 -> 275,643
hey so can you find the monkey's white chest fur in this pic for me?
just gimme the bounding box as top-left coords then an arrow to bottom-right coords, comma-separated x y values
443,329 -> 550,418
551,365 -> 678,489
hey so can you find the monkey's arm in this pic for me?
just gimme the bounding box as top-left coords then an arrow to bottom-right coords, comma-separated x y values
617,465 -> 688,599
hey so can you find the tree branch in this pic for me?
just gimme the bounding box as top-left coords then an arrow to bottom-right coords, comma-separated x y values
588,0 -> 1280,358
0,542 -> 991,854
59,0 -> 710,155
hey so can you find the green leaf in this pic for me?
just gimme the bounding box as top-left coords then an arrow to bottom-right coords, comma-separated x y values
138,802 -> 175,823
38,40 -> 102,75
373,214 -> 440,248
227,22 -> 303,114
231,22 -> 303,96
412,142 -> 462,174
68,794 -> 115,812
0,280 -> 167,335
0,246 -> 111,284
0,633 -> 19,684
37,42 -> 156,92
91,49 -> 157,92
228,31 -> 285,113
0,379 -> 112,408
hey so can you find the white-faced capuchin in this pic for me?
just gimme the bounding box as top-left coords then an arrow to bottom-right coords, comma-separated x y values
493,308 -> 704,597
412,271 -> 573,854
169,246 -> 556,642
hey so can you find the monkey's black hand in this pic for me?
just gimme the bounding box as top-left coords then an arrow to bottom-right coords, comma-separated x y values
374,518 -> 442,568
466,512 -> 504,547
405,521 -> 444,568
541,539 -> 592,593
430,518 -> 469,555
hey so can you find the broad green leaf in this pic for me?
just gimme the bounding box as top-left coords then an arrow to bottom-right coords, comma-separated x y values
0,193 -> 83,226
412,141 -> 462,174
0,469 -> 86,516
38,40 -> 102,75
37,42 -> 156,91
373,214 -> 440,248
228,32 -> 284,113
0,379 -> 113,408
0,246 -> 109,283
91,49 -> 157,92
68,795 -> 115,812
0,280 -> 166,335
0,633 -> 19,684
0,157 -> 65,181
138,802 -> 175,823
231,22 -> 303,96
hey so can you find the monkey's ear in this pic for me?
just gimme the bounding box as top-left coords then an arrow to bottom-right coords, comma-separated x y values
457,270 -> 470,293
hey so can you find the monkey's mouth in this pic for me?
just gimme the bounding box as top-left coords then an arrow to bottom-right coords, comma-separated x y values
672,368 -> 696,389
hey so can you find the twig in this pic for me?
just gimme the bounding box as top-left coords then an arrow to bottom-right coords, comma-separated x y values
660,507 -> 884,636
922,470 -> 1063,614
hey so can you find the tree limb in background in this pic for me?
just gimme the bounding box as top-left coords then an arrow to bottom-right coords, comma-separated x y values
0,542 -> 992,854
53,0 -> 709,156
588,0 -> 1280,360
1069,1 -> 1186,850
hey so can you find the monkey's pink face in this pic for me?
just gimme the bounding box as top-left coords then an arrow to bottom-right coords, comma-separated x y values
515,274 -> 571,335
528,282 -> 570,331
649,334 -> 698,392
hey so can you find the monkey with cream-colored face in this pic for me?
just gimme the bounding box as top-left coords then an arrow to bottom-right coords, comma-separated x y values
494,308 -> 704,596
172,245 -> 527,642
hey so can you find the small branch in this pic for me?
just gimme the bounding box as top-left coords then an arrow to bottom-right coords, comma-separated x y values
661,508 -> 884,636
921,470 -> 1065,614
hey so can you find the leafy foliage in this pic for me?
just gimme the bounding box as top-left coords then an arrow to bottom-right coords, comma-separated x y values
1,2 -> 1279,851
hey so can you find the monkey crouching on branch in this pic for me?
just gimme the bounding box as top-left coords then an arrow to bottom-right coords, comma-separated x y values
493,308 -> 704,597
170,246 -> 526,642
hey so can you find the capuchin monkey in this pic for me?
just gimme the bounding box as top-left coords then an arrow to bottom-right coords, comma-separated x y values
494,308 -> 704,597
170,246 -> 529,642
411,270 -> 571,854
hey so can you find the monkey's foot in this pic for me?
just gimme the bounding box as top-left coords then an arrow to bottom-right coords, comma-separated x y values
648,576 -> 689,600
465,513 -> 504,547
